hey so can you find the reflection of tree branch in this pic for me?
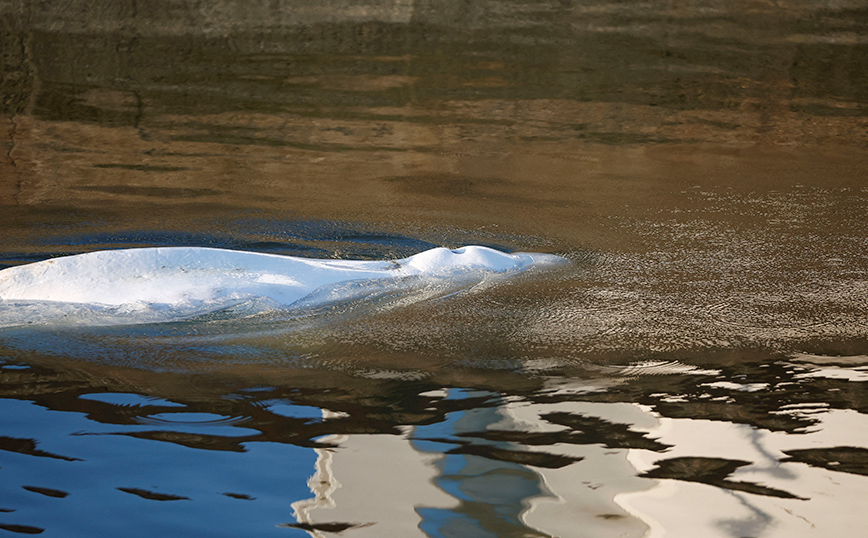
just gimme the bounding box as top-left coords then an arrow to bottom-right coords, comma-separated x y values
117,487 -> 189,501
0,435 -> 81,461
640,457 -> 806,500
278,521 -> 375,534
541,411 -> 672,451
781,447 -> 868,477
414,436 -> 582,469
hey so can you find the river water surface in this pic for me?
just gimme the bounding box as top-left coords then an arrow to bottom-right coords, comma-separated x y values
1,1 -> 867,537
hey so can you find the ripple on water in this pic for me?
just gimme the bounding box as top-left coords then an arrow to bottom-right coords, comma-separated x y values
79,393 -> 187,408
134,412 -> 256,434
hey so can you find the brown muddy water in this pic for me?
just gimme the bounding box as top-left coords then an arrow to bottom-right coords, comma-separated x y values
1,1 -> 868,537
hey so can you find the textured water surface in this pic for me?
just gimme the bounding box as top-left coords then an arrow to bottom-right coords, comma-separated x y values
1,1 -> 867,536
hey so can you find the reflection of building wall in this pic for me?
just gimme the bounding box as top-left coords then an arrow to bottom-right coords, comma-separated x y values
291,431 -> 344,537
501,397 -> 654,538
291,431 -> 456,537
290,392 -> 549,538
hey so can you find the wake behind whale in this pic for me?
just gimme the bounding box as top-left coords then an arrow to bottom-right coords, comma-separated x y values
0,246 -> 566,327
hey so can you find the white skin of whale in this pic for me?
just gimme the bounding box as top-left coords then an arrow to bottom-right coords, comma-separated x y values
0,246 -> 565,308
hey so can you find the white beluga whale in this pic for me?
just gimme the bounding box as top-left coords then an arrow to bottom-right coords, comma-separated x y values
0,246 -> 566,327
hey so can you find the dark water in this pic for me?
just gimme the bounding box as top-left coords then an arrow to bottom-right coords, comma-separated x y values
2,1 -> 868,536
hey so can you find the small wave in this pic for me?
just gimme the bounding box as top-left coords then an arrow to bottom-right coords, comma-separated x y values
607,360 -> 721,377
79,392 -> 187,408
136,412 -> 251,427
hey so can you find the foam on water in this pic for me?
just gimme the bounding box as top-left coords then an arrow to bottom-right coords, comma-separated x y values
0,246 -> 566,327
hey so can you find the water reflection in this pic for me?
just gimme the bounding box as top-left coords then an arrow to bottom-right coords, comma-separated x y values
412,390 -> 553,538
5,1 -> 868,141
2,0 -> 868,536
1,349 -> 866,536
